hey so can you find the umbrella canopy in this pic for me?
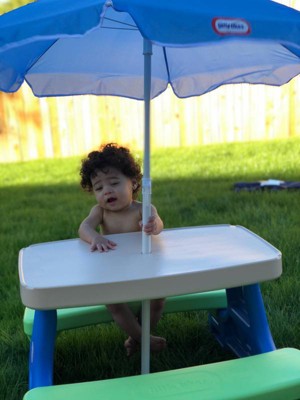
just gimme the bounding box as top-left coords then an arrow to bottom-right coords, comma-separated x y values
1,0 -> 300,98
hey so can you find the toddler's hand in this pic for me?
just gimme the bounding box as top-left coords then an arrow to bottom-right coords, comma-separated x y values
142,215 -> 158,235
90,236 -> 117,252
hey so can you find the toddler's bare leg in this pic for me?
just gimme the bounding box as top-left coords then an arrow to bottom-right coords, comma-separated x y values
107,303 -> 141,341
130,298 -> 166,353
150,298 -> 165,330
107,300 -> 166,355
107,303 -> 141,356
149,298 -> 166,352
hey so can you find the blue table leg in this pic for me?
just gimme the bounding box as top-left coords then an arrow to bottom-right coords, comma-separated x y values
29,309 -> 57,389
209,283 -> 276,357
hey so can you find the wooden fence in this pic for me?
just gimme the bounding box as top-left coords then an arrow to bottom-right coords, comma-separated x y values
1,0 -> 300,162
1,79 -> 300,163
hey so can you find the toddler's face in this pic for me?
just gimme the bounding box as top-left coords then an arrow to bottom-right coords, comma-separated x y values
91,167 -> 136,211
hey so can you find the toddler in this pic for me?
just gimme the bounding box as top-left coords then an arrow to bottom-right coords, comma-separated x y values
79,143 -> 166,355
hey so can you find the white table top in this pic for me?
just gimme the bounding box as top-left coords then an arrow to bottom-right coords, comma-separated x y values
19,225 -> 282,310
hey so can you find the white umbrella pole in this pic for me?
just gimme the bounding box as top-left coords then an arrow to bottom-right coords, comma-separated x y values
141,39 -> 152,376
141,299 -> 151,374
142,38 -> 152,255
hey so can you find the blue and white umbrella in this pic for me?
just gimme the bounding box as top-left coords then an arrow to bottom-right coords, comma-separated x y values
2,0 -> 300,98
1,0 -> 300,377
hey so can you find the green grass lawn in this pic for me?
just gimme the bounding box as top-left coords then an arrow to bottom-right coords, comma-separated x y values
1,138 -> 300,400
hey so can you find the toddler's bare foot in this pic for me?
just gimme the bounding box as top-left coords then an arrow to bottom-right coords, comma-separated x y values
150,335 -> 167,353
124,335 -> 167,356
124,336 -> 139,357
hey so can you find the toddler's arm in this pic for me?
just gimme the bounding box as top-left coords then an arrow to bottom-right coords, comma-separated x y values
78,205 -> 117,252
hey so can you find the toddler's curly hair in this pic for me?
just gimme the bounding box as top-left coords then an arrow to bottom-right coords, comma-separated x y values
80,143 -> 142,199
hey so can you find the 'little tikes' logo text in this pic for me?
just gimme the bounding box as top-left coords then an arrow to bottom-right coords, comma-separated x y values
212,18 -> 251,36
